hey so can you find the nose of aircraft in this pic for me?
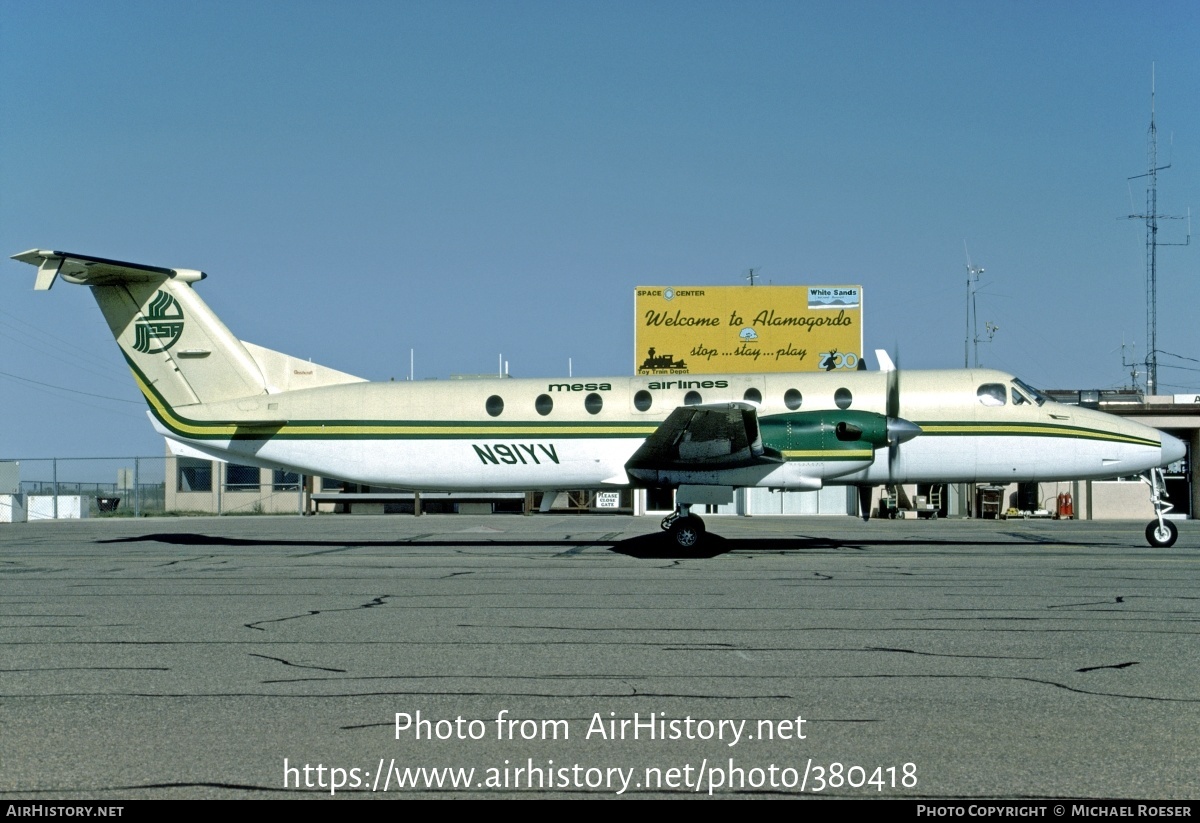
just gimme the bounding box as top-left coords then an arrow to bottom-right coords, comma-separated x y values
1161,432 -> 1187,465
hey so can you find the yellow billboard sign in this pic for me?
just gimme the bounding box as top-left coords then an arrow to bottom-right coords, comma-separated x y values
634,285 -> 863,374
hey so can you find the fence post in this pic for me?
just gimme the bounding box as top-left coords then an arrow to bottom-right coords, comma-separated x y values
134,457 -> 141,517
52,458 -> 58,519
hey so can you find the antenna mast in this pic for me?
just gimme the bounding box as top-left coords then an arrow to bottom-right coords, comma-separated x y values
1127,65 -> 1191,396
963,243 -> 988,367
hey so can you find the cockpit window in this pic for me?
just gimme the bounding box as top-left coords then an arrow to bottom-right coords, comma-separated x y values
1011,387 -> 1031,405
1011,378 -> 1048,406
977,384 -> 1006,406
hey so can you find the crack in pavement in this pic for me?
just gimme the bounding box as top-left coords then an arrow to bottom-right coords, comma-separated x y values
245,595 -> 391,631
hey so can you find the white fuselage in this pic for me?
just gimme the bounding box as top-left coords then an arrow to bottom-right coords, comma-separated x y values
149,368 -> 1179,491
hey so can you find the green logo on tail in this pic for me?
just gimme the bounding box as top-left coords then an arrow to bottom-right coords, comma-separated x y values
133,290 -> 184,353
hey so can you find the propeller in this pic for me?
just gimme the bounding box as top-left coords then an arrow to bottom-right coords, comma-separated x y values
857,350 -> 922,521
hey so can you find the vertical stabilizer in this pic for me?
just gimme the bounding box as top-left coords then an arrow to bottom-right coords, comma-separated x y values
13,250 -> 269,408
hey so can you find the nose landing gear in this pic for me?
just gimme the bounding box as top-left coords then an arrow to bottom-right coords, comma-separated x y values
1143,468 -> 1179,548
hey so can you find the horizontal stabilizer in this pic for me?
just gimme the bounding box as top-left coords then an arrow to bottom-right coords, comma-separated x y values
12,249 -> 204,291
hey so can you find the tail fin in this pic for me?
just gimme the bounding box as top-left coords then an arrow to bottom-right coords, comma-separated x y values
12,249 -> 363,409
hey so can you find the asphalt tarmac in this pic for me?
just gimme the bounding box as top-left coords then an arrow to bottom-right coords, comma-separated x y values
1,513 -> 1197,799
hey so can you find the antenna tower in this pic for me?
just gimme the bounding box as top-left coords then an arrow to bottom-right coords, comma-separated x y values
1127,66 -> 1191,396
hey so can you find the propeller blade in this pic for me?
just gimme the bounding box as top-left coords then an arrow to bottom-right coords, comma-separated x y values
857,485 -> 873,522
886,352 -> 900,420
887,349 -> 901,479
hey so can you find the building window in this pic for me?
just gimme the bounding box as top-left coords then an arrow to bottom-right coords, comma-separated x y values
321,477 -> 345,491
273,470 -> 300,491
225,464 -> 261,492
177,458 -> 212,493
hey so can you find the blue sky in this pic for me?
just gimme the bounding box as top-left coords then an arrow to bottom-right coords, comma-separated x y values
2,0 -> 1198,459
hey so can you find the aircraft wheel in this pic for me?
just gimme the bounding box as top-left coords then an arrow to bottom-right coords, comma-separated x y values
1146,520 -> 1178,548
669,516 -> 705,550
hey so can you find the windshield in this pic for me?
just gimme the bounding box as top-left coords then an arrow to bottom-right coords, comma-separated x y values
1011,378 -> 1048,407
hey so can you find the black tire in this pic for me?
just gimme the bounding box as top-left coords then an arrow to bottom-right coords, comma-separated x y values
1146,520 -> 1179,548
669,516 -> 705,549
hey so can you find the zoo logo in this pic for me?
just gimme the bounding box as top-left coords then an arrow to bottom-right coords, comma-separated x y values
818,351 -> 859,371
133,290 -> 185,354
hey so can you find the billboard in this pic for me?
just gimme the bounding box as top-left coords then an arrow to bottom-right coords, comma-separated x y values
634,285 -> 862,375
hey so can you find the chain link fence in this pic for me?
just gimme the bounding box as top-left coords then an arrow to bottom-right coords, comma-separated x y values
2,456 -> 307,518
9,457 -> 166,517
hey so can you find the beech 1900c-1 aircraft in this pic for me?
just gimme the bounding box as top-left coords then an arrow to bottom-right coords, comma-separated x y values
13,249 -> 1188,550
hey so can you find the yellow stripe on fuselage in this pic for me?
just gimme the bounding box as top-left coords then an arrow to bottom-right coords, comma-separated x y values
918,423 -> 1157,447
781,449 -> 874,460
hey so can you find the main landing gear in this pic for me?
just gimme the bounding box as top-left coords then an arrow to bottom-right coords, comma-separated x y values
661,504 -> 706,549
1142,467 -> 1179,548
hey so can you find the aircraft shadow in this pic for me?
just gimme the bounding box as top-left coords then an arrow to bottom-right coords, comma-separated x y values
97,531 -> 1094,558
97,530 -> 737,558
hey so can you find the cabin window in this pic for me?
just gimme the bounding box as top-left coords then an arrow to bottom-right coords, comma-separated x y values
585,393 -> 603,415
834,388 -> 853,409
177,457 -> 212,493
684,390 -> 702,406
634,390 -> 652,411
784,388 -> 802,410
977,384 -> 1006,406
743,388 -> 762,404
535,394 -> 553,416
272,470 -> 300,491
485,395 -> 504,417
225,464 -> 261,492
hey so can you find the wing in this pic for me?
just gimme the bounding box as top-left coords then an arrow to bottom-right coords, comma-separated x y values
624,402 -> 782,484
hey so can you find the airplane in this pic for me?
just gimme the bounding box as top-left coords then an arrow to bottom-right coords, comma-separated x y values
12,248 -> 1188,550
